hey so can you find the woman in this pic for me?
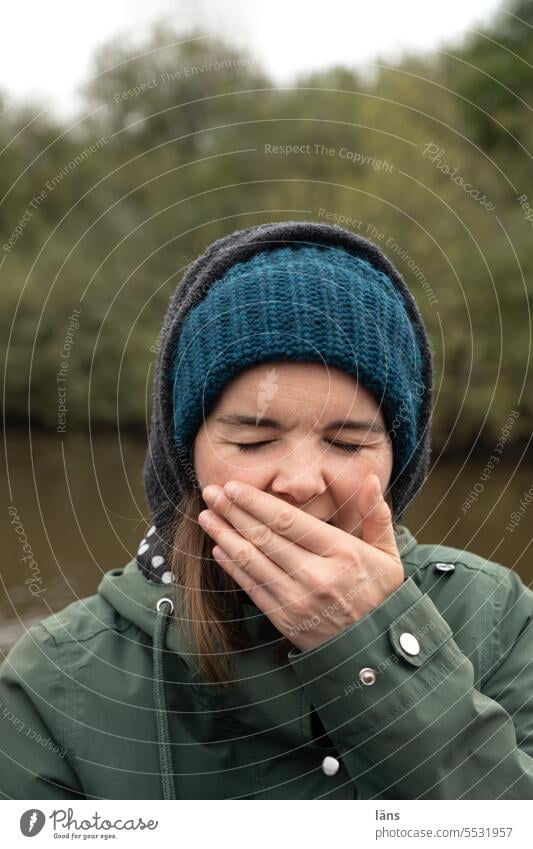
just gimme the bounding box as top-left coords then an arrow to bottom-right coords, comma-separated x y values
1,220 -> 532,800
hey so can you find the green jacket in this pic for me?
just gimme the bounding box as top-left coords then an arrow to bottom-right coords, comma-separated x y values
1,525 -> 532,800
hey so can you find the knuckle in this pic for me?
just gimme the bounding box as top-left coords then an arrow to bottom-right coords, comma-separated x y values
337,546 -> 356,568
234,546 -> 253,569
273,508 -> 295,533
286,597 -> 306,620
249,525 -> 272,548
239,576 -> 257,595
332,592 -> 351,615
309,580 -> 333,604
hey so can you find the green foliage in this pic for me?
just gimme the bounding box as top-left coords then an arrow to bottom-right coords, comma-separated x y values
1,8 -> 532,450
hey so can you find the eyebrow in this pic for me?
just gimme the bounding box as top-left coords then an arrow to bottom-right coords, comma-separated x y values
215,414 -> 386,434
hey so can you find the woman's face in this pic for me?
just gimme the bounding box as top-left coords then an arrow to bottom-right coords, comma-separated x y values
193,361 -> 393,538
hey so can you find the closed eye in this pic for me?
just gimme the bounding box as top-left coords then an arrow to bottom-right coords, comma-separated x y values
235,440 -> 363,453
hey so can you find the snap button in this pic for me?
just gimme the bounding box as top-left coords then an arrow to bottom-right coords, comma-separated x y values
358,667 -> 377,686
321,755 -> 340,776
435,562 -> 455,573
399,632 -> 420,655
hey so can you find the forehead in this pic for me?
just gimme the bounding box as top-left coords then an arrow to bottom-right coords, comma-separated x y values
213,361 -> 382,418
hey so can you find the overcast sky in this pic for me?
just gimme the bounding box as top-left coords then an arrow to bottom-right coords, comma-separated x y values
2,0 -> 504,119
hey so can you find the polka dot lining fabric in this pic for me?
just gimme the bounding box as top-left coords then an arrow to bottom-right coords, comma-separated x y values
135,524 -> 176,584
135,523 -> 262,610
134,523 -> 263,615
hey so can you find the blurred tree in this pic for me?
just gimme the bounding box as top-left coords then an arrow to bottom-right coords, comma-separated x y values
1,9 -> 531,453
438,0 -> 533,154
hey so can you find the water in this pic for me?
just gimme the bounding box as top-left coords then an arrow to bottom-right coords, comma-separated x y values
2,430 -> 532,655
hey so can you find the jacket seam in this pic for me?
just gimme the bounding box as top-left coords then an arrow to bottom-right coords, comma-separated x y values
56,637 -> 79,783
298,686 -> 309,743
480,577 -> 493,684
32,619 -> 72,756
451,564 -> 508,684
449,558 -> 510,580
482,594 -> 533,686
32,622 -> 68,763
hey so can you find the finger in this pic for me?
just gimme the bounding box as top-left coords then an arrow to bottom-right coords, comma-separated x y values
199,511 -> 294,594
215,481 -> 339,557
204,496 -> 328,578
360,474 -> 399,558
211,545 -> 280,615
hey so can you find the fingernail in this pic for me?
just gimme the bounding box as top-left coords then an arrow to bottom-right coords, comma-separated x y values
203,486 -> 224,507
224,481 -> 241,498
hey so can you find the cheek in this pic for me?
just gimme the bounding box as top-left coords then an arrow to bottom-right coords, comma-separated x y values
332,450 -> 392,514
194,447 -> 228,491
193,431 -> 218,490
333,448 -> 391,479
359,442 -> 394,482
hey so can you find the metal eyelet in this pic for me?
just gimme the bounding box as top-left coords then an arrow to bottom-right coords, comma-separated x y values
358,667 -> 377,686
434,562 -> 455,573
156,597 -> 174,614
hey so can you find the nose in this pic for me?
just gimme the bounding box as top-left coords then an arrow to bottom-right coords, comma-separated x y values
267,441 -> 328,505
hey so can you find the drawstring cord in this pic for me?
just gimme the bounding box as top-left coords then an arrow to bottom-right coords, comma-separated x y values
153,597 -> 176,800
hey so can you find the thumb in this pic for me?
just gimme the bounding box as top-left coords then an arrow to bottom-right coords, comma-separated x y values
360,474 -> 399,559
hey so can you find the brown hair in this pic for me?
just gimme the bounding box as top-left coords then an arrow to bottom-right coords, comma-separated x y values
169,483 -> 399,686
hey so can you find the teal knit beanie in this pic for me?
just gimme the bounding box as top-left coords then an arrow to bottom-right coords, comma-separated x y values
169,236 -> 431,522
